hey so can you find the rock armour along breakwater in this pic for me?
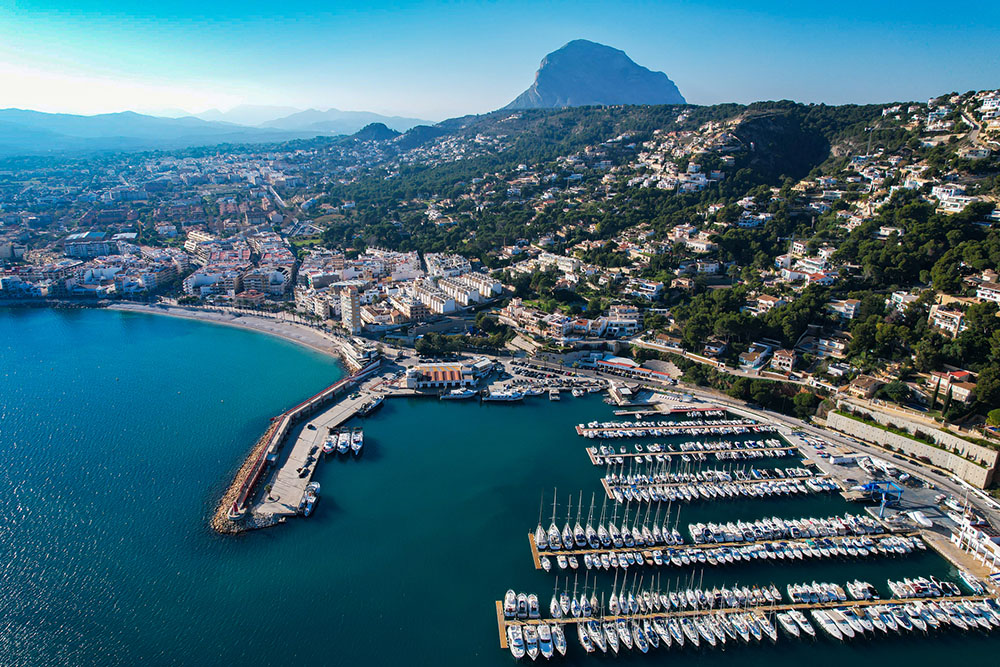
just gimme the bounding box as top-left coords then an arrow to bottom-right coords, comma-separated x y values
211,420 -> 282,533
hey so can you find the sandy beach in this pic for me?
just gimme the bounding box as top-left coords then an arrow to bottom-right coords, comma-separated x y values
109,302 -> 347,361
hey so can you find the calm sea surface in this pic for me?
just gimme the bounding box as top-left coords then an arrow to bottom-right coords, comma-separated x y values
0,308 -> 996,666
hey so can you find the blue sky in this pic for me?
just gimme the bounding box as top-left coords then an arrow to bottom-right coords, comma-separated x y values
1,0 -> 997,119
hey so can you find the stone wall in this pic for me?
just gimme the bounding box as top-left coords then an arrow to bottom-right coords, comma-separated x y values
826,410 -> 997,489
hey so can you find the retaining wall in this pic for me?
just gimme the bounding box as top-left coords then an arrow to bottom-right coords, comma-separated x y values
826,410 -> 998,488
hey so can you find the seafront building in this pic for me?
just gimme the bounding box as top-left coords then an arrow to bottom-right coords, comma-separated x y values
341,287 -> 361,335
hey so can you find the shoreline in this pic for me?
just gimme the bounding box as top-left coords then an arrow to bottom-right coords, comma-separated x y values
106,303 -> 347,362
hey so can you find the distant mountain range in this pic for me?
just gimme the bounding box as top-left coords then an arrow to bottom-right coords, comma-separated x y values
505,39 -> 686,109
0,106 -> 430,158
193,105 -> 302,127
259,108 -> 429,134
192,105 -> 429,134
0,109 -> 319,157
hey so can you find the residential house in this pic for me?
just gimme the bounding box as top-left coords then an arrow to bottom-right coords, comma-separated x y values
929,304 -> 967,338
756,294 -> 786,314
827,298 -> 861,320
976,282 -> 1000,305
929,370 -> 977,404
739,342 -> 773,369
770,349 -> 796,373
846,375 -> 882,399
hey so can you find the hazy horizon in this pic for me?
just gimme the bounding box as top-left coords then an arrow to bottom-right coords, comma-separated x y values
2,0 -> 999,121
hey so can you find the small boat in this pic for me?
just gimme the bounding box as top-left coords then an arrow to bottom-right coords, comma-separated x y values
549,388 -> 561,401
322,431 -> 337,455
357,394 -> 384,416
350,427 -> 363,456
336,429 -> 351,455
301,481 -> 320,516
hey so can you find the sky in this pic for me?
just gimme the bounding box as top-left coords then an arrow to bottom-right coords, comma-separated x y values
1,0 -> 998,121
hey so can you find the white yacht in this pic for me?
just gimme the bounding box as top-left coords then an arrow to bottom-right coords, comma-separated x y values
440,388 -> 477,400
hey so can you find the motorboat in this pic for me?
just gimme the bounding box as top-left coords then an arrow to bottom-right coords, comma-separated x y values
504,590 -> 516,618
336,429 -> 351,454
508,624 -> 525,660
301,481 -> 320,517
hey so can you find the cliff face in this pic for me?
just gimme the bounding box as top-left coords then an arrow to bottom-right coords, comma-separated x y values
505,40 -> 686,110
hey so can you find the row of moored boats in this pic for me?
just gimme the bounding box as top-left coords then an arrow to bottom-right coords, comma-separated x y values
322,427 -> 363,456
541,534 -> 925,572
580,418 -> 778,440
591,438 -> 793,465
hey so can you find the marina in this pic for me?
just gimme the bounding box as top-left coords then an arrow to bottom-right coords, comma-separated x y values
487,382 -> 1000,660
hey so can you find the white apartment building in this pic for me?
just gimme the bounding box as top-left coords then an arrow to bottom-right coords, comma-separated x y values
341,287 -> 361,335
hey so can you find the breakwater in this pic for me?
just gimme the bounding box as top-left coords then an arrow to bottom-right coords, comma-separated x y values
211,359 -> 382,533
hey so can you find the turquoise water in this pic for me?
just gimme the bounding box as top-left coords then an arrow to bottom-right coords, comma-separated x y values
0,308 -> 997,666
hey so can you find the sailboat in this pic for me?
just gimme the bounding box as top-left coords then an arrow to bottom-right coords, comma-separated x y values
574,494 -> 587,548
609,571 -> 620,615
550,577 -> 562,619
570,574 -> 582,618
651,502 -> 663,544
534,493 -> 548,551
609,501 -> 623,547
580,573 -> 592,617
585,493 -> 599,549
561,493 -> 574,550
551,623 -> 567,657
597,497 -> 611,547
547,488 -> 561,551
559,580 -> 570,617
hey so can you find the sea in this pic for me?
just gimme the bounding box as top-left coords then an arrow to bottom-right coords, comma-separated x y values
0,307 -> 997,666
